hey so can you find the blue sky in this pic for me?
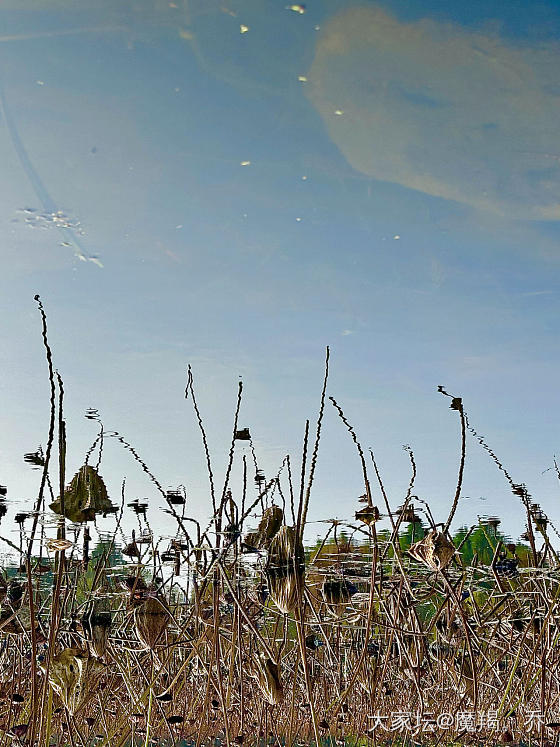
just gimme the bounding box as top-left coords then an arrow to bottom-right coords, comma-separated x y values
1,0 -> 560,554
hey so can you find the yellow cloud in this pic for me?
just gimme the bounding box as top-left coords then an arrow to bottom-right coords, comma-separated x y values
306,6 -> 560,219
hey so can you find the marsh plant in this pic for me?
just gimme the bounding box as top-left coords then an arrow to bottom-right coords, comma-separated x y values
0,298 -> 559,747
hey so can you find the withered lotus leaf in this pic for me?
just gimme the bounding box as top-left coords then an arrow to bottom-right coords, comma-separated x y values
253,654 -> 284,705
355,505 -> 380,525
243,505 -> 284,550
41,648 -> 105,715
408,529 -> 456,572
82,599 -> 112,659
265,525 -> 304,615
50,465 -> 115,523
134,594 -> 170,650
322,577 -> 355,611
0,607 -> 26,635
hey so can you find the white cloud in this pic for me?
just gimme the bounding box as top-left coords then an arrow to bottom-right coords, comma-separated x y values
306,6 -> 560,220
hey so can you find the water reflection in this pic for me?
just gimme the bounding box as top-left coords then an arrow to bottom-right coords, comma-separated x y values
0,82 -> 101,265
1,0 -> 560,683
307,4 -> 560,219
0,504 -> 556,743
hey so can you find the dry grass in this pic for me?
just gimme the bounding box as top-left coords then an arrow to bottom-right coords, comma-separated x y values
0,302 -> 558,746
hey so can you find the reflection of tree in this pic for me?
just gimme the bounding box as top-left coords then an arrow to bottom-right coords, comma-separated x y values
89,538 -> 124,568
452,524 -> 530,567
455,525 -> 496,566
398,521 -> 426,554
308,521 -> 532,571
74,540 -> 128,606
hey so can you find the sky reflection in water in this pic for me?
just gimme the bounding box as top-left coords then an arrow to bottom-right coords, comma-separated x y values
1,0 -> 560,548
